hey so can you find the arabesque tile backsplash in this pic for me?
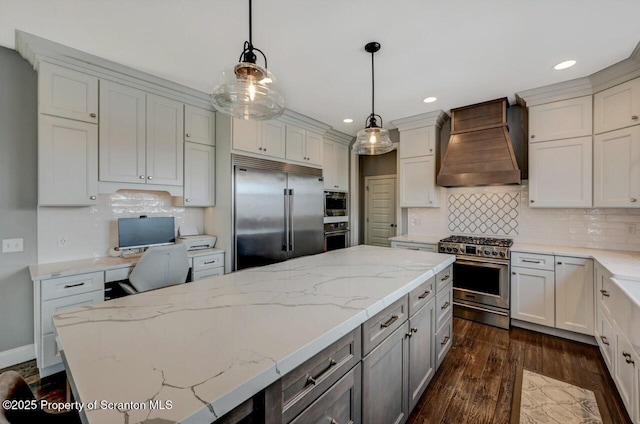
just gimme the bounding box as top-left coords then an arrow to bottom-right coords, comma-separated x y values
409,181 -> 640,252
38,190 -> 205,263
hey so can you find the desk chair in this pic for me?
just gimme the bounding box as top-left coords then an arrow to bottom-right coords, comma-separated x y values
0,371 -> 81,424
119,244 -> 189,294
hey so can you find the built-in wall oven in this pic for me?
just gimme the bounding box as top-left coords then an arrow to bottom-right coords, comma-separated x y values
324,191 -> 348,217
439,236 -> 512,329
324,222 -> 349,251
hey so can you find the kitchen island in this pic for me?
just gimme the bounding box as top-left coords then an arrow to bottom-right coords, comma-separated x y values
53,245 -> 455,424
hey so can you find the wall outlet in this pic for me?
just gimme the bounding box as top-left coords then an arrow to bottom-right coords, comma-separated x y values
626,223 -> 637,235
58,235 -> 68,247
2,238 -> 23,253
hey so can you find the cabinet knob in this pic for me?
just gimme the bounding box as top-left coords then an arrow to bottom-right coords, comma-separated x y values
258,147 -> 263,151
89,113 -> 96,118
90,195 -> 96,200
530,200 -> 535,203
632,115 -> 638,120
631,198 -> 637,203
139,175 -> 145,179
429,148 -> 433,152
263,148 -> 267,152
557,262 -> 562,265
186,133 -> 191,137
147,176 -> 153,180
531,134 -> 535,139
185,198 -> 190,202
512,272 -> 516,275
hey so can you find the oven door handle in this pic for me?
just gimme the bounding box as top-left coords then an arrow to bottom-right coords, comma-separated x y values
455,258 -> 509,268
453,301 -> 509,317
324,230 -> 350,235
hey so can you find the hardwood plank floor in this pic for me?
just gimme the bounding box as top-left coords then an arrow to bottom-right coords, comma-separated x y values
0,317 -> 633,423
409,317 -> 633,424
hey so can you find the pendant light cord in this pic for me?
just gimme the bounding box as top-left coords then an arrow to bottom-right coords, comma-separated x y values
248,0 -> 253,47
371,50 -> 375,117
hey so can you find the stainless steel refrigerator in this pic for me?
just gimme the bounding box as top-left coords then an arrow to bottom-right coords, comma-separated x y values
234,156 -> 324,270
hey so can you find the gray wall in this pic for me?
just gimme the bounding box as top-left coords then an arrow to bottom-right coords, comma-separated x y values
0,47 -> 37,352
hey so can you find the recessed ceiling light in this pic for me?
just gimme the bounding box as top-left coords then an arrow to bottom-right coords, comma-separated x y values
423,97 -> 437,103
553,60 -> 576,70
343,118 -> 353,123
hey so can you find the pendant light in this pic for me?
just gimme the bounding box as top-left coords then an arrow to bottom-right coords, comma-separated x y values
211,0 -> 284,120
353,42 -> 393,155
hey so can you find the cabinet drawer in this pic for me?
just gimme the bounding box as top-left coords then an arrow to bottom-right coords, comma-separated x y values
192,253 -> 224,271
289,363 -> 361,424
436,264 -> 452,292
42,291 -> 104,335
510,252 -> 554,271
596,312 -> 616,375
436,282 -> 453,329
41,333 -> 63,369
105,267 -> 133,283
362,296 -> 409,356
282,327 -> 361,423
409,276 -> 435,317
436,317 -> 453,368
391,241 -> 437,252
192,267 -> 224,281
598,274 -> 614,321
41,272 -> 105,301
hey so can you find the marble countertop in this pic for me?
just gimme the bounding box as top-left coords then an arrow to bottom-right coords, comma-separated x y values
389,234 -> 445,244
53,245 -> 455,424
29,248 -> 225,280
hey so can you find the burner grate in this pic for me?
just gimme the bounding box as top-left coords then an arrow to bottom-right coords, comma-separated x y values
439,235 -> 513,247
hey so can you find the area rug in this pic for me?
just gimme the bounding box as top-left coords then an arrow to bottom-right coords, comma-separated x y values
511,366 -> 612,424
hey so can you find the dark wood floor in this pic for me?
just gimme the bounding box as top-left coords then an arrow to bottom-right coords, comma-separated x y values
1,318 -> 633,423
409,317 -> 632,424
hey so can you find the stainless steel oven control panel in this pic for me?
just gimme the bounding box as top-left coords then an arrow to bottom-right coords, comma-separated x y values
438,242 -> 510,259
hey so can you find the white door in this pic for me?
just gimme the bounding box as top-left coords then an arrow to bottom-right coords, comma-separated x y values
323,140 -> 336,190
555,257 -> 594,335
510,266 -> 555,326
305,131 -> 324,166
261,120 -> 286,159
365,176 -> 396,247
99,80 -> 146,183
594,126 -> 640,207
335,143 -> 349,191
528,96 -> 592,142
184,105 -> 215,146
399,156 -> 437,207
594,77 -> 640,134
285,125 -> 306,162
184,142 -> 215,207
146,94 -> 184,186
232,118 -> 262,154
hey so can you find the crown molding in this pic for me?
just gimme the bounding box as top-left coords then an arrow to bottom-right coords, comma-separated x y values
277,109 -> 332,134
323,128 -> 354,145
516,77 -> 593,108
391,110 -> 449,132
589,41 -> 640,93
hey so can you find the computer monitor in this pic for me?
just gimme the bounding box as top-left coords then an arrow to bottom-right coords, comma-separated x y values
117,217 -> 175,249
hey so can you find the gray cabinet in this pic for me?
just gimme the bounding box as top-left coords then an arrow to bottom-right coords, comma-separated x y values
146,94 -> 184,186
184,104 -> 215,146
408,297 -> 435,411
38,62 -> 98,124
182,142 -> 215,207
362,321 -> 410,424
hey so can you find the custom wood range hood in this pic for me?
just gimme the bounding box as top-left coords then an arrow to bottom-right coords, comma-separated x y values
437,98 -> 521,187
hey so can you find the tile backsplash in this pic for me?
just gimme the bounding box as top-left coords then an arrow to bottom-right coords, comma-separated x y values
409,181 -> 640,252
38,190 -> 205,263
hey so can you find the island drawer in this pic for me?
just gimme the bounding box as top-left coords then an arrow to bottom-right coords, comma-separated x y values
510,252 -> 554,271
436,264 -> 452,292
362,296 -> 409,356
436,317 -> 453,368
192,253 -> 224,271
436,282 -> 453,329
41,271 -> 105,301
282,327 -> 361,423
409,276 -> 435,317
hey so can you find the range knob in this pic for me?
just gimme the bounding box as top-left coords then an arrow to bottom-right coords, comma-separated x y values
484,249 -> 491,255
492,251 -> 498,256
439,246 -> 445,252
499,251 -> 506,257
446,247 -> 453,252
453,247 -> 459,253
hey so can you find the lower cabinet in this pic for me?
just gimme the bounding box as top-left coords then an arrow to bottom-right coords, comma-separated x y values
555,257 -> 594,335
511,266 -> 555,326
614,332 -> 638,421
362,321 -> 410,424
408,298 -> 435,411
435,317 -> 453,368
390,241 -> 438,253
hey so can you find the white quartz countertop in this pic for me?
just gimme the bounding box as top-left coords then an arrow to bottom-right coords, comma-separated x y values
389,234 -> 445,244
29,248 -> 225,280
53,245 -> 455,424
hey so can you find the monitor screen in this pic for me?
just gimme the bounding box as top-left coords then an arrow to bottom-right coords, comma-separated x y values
117,217 -> 175,249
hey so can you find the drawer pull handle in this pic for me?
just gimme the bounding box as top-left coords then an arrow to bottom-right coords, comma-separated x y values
632,115 -> 638,120
622,351 -> 631,358
631,198 -> 637,203
441,274 -> 450,281
622,352 -> 634,365
203,260 -> 217,265
89,113 -> 97,118
441,301 -> 450,310
305,358 -> 337,387
441,335 -> 450,345
522,259 -> 541,264
626,357 -> 635,365
600,336 -> 609,346
600,289 -> 610,297
64,282 -> 85,289
418,290 -> 431,299
557,262 -> 562,265
381,314 -> 399,328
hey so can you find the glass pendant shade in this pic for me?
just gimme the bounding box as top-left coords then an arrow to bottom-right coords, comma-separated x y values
353,125 -> 393,155
211,62 -> 284,121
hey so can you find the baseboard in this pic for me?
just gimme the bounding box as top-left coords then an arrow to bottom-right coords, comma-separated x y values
511,320 -> 597,346
0,344 -> 36,370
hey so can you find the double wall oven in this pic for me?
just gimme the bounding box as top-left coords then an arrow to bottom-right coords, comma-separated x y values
439,236 -> 512,329
324,191 -> 349,251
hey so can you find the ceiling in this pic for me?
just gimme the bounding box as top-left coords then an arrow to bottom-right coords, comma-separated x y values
1,0 -> 639,136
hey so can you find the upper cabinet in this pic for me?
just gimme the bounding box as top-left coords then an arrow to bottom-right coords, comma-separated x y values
400,156 -> 438,207
38,62 -> 99,124
145,94 -> 184,186
232,118 -> 286,160
323,140 -> 349,191
529,96 -> 592,143
285,125 -> 323,166
594,77 -> 640,134
182,142 -> 215,207
262,120 -> 287,158
184,105 -> 215,146
399,127 -> 436,158
594,126 -> 640,207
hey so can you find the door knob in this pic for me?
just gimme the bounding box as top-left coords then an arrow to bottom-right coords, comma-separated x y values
139,175 -> 145,179
90,195 -> 96,200
632,115 -> 638,120
186,133 -> 191,138
89,113 -> 96,118
147,176 -> 153,180
185,198 -> 190,202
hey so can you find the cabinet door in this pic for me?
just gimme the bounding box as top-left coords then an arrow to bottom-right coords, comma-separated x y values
99,81 -> 146,183
335,142 -> 349,191
528,137 -> 592,207
594,126 -> 640,207
399,126 -> 436,158
323,140 -> 336,190
615,333 -> 637,416
555,257 -> 594,335
146,94 -> 184,186
594,77 -> 640,134
510,266 -> 555,326
409,299 -> 435,411
39,115 -> 98,206
232,118 -> 262,154
184,143 -> 215,207
362,322 -> 409,424
305,131 -> 324,166
38,62 -> 98,123
286,125 -> 306,162
261,120 -> 286,158
529,96 -> 592,142
184,105 -> 215,146
596,311 -> 616,375
399,156 -> 438,207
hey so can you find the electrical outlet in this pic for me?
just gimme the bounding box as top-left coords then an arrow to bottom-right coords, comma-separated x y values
58,235 -> 68,248
626,223 -> 637,235
2,238 -> 23,253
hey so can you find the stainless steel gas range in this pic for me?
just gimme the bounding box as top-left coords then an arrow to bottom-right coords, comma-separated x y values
438,236 -> 513,329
